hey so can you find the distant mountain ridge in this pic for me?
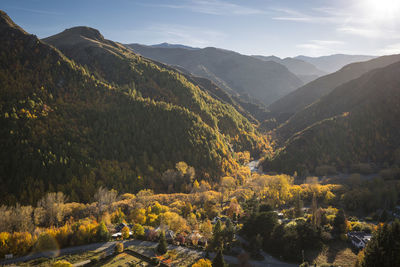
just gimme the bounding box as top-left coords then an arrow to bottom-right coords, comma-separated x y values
253,55 -> 326,84
295,54 -> 376,73
150,42 -> 199,50
269,54 -> 400,121
126,43 -> 304,106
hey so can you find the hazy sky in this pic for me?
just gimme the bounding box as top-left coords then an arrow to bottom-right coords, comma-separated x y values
2,0 -> 400,57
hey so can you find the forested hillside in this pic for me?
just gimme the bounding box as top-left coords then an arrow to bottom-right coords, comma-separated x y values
126,44 -> 303,105
263,61 -> 400,175
269,54 -> 400,121
0,11 -> 269,205
43,27 -> 266,153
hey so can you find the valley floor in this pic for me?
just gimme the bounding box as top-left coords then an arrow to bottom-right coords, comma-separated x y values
0,238 -> 296,267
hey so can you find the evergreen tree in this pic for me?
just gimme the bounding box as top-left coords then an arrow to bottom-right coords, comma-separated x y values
211,220 -> 223,250
311,192 -> 318,228
362,220 -> 400,267
212,249 -> 226,267
333,208 -> 347,236
294,193 -> 304,218
223,219 -> 235,248
157,230 -> 168,255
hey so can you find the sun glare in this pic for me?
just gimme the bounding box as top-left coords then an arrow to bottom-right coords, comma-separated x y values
364,0 -> 400,21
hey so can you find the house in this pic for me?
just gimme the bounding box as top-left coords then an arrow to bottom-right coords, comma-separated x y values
211,216 -> 220,224
165,230 -> 175,242
187,231 -> 203,246
115,222 -> 129,232
112,223 -> 133,239
111,232 -> 122,238
211,216 -> 228,224
273,211 -> 284,219
348,232 -> 372,249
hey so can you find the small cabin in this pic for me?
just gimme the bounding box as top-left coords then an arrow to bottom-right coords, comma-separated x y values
348,232 -> 372,249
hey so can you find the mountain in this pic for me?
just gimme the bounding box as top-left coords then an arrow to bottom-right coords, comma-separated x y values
0,11 -> 269,205
263,60 -> 400,175
295,54 -> 376,73
253,55 -> 326,84
43,26 -> 270,149
269,54 -> 400,121
126,44 -> 304,106
150,42 -> 199,50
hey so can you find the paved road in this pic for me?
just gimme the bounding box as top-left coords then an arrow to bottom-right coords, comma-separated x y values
0,239 -> 296,266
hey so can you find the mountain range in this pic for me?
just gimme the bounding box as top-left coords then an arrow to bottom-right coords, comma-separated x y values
126,43 -> 304,106
295,54 -> 376,73
150,42 -> 199,50
253,55 -> 326,84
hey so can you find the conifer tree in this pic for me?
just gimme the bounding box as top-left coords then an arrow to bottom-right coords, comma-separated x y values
362,220 -> 400,267
211,220 -> 223,250
333,208 -> 347,236
212,249 -> 226,267
157,230 -> 168,255
294,193 -> 303,218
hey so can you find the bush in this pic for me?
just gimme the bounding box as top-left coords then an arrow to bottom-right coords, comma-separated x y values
96,221 -> 110,241
121,226 -> 130,239
192,258 -> 212,267
53,260 -> 73,267
151,257 -> 160,265
132,224 -> 145,238
33,233 -> 59,253
114,242 -> 124,254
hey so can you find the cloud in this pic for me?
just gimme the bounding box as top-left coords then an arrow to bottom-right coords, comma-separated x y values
8,6 -> 61,15
145,0 -> 265,15
270,7 -> 342,24
337,26 -> 379,38
271,3 -> 400,42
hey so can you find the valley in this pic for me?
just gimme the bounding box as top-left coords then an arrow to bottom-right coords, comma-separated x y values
1,2 -> 400,266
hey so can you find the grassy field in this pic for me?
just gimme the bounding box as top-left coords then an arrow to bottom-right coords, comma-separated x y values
312,241 -> 358,266
18,251 -> 101,266
91,252 -> 152,267
14,243 -> 204,267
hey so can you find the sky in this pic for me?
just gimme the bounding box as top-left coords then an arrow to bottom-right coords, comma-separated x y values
2,0 -> 400,57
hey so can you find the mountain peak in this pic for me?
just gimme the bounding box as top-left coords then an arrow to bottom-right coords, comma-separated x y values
62,26 -> 104,41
